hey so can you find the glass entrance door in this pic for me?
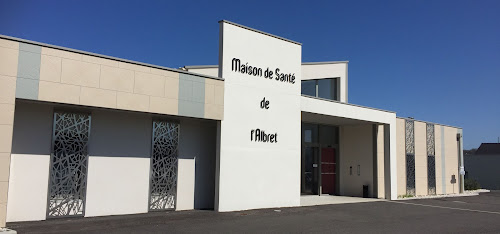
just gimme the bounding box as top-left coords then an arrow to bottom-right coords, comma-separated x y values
302,146 -> 320,195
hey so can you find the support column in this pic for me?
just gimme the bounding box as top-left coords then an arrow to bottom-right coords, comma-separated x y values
0,38 -> 19,227
384,121 -> 398,200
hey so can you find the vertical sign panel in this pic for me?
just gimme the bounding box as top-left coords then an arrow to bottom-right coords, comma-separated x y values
217,21 -> 302,211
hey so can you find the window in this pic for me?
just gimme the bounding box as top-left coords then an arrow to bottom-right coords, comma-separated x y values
301,78 -> 338,101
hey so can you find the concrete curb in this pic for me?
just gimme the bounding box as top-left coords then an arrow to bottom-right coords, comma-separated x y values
0,228 -> 17,234
397,189 -> 490,200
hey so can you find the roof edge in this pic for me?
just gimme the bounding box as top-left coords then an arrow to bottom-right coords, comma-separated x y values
219,20 -> 302,46
0,34 -> 224,81
185,61 -> 350,69
302,61 -> 349,65
396,116 -> 462,129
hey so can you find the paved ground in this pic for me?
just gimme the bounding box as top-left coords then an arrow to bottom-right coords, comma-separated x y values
8,191 -> 500,233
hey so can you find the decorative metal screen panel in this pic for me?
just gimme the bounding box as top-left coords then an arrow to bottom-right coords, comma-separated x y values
149,120 -> 179,210
428,156 -> 436,195
405,120 -> 415,155
405,120 -> 415,195
47,112 -> 91,217
427,124 -> 436,195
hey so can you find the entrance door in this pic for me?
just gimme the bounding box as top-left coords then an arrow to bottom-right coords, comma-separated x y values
321,148 -> 336,195
302,146 -> 320,195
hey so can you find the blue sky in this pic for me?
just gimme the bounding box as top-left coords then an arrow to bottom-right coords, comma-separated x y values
0,0 -> 498,149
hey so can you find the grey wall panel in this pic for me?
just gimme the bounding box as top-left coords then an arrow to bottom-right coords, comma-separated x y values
441,126 -> 446,193
178,73 -> 205,118
16,43 -> 41,100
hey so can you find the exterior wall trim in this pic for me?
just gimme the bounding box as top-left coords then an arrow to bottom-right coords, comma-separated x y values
0,34 -> 224,82
302,95 -> 395,114
218,20 -> 302,45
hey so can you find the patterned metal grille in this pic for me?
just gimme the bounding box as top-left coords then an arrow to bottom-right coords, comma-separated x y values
48,112 -> 91,217
427,123 -> 436,195
428,156 -> 436,195
405,120 -> 415,195
426,124 -> 435,156
406,154 -> 416,195
149,120 -> 179,210
405,120 -> 415,154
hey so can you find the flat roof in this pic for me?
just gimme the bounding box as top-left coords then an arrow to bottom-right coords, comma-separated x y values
0,34 -> 224,81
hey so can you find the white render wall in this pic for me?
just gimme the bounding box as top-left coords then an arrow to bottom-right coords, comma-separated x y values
7,101 -> 216,221
301,63 -> 348,103
217,22 -> 302,211
85,109 -> 152,217
7,102 -> 52,222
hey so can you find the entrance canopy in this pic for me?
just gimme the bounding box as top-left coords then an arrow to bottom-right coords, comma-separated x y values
300,95 -> 398,200
301,96 -> 395,125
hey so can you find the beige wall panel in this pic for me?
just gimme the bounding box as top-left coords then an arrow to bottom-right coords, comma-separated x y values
205,83 -> 215,104
0,203 -> 6,227
204,104 -> 223,120
377,125 -> 385,198
151,68 -> 179,78
214,85 -> 224,106
339,125 -> 374,197
414,121 -> 427,196
0,75 -> 16,104
396,118 -> 406,196
176,158 -> 195,211
82,54 -> 119,67
61,58 -> 100,88
164,77 -> 179,99
0,125 -> 13,153
118,62 -> 150,73
0,153 -> 11,182
116,92 -> 149,112
0,38 -> 19,50
149,96 -> 178,115
0,182 -> 7,204
134,72 -> 165,97
445,126 -> 459,194
0,46 -> 19,77
80,87 -> 117,109
99,66 -> 134,93
0,104 -> 15,125
38,81 -> 80,105
434,126 -> 443,194
41,47 -> 82,60
40,54 -> 62,82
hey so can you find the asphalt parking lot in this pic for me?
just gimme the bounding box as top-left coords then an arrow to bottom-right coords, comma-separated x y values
8,191 -> 500,233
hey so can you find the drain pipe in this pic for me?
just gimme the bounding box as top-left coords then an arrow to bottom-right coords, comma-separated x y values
457,131 -> 464,193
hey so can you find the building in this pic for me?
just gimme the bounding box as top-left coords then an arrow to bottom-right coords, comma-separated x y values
465,143 -> 500,189
0,20 -> 463,227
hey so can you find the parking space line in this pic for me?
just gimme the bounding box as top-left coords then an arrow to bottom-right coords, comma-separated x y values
387,201 -> 500,215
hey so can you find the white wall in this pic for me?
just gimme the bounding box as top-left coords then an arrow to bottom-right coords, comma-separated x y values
7,101 -> 217,221
301,63 -> 348,103
178,118 -> 217,210
217,22 -> 302,211
85,110 -> 151,217
7,101 -> 52,222
339,125 -> 374,197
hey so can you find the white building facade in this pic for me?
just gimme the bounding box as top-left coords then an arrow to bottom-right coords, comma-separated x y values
0,21 -> 463,227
